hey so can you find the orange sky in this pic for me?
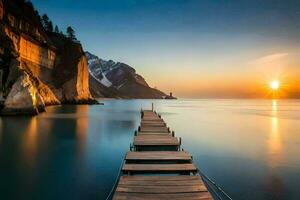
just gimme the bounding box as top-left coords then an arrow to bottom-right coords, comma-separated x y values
142,51 -> 300,98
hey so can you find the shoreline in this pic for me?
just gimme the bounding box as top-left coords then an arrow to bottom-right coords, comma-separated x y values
0,98 -> 178,116
0,99 -> 102,116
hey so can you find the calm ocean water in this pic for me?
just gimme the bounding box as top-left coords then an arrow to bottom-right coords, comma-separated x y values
1,99 -> 300,200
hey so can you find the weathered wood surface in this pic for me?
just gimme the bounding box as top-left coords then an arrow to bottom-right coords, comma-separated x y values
125,151 -> 192,161
140,122 -> 166,127
122,163 -> 197,173
142,118 -> 163,122
138,131 -> 171,136
112,110 -> 213,200
113,176 -> 212,200
142,118 -> 164,121
141,118 -> 164,122
139,126 -> 169,133
142,113 -> 162,121
113,192 -> 212,200
119,175 -> 202,181
134,135 -> 179,146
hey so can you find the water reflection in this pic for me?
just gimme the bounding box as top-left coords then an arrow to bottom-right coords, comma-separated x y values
264,175 -> 286,200
272,100 -> 277,112
268,100 -> 283,168
22,117 -> 38,169
75,105 -> 89,158
1,100 -> 300,200
264,100 -> 286,199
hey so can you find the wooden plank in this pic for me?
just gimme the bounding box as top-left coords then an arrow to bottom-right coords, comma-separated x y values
141,119 -> 165,123
142,113 -> 160,117
118,179 -> 203,186
142,113 -> 158,116
142,115 -> 159,118
141,118 -> 163,120
138,131 -> 170,136
140,125 -> 167,128
125,151 -> 192,161
140,122 -> 166,127
142,113 -> 160,116
116,185 -> 208,193
140,127 -> 169,133
122,164 -> 197,173
119,175 -> 201,181
118,180 -> 202,186
142,111 -> 158,115
142,117 -> 162,121
134,135 -> 179,146
113,192 -> 212,200
114,176 -> 212,200
142,113 -> 161,116
142,115 -> 161,119
141,120 -> 164,123
139,129 -> 169,133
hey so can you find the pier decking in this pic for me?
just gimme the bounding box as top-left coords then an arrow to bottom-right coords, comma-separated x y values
112,110 -> 213,200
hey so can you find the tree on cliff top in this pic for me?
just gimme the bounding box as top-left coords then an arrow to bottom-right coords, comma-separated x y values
54,25 -> 59,33
41,14 -> 49,29
47,21 -> 53,32
66,26 -> 77,41
41,14 -> 54,32
25,1 -> 34,11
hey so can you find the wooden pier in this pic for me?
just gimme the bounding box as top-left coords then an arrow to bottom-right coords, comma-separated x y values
112,110 -> 213,200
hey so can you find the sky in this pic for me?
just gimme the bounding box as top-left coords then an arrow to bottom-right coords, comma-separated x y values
31,0 -> 300,98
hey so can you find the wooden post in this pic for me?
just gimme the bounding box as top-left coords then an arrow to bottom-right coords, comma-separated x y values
152,103 -> 154,111
172,131 -> 175,137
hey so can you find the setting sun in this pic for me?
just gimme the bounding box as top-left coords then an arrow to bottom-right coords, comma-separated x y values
270,81 -> 280,90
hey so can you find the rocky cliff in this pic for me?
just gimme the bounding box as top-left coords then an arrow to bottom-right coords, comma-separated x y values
0,0 -> 94,115
48,33 -> 93,104
86,51 -> 167,99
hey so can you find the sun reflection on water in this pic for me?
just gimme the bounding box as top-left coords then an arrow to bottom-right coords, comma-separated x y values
272,100 -> 277,113
268,100 -> 283,168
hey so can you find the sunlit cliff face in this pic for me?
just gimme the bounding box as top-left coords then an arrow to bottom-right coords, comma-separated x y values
22,74 -> 37,108
19,36 -> 56,75
76,56 -> 91,100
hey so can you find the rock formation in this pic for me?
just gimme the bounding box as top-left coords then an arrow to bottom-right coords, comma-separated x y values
0,0 -> 95,115
48,33 -> 94,104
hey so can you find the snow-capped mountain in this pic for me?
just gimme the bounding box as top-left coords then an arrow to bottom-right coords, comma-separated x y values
86,51 -> 167,99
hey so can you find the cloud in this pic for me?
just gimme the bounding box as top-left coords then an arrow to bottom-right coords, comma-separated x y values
254,53 -> 289,64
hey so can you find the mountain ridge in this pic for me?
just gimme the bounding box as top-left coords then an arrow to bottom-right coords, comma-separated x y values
86,51 -> 167,99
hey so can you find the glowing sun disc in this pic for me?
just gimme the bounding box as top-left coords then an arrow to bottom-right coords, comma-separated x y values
270,81 -> 280,90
